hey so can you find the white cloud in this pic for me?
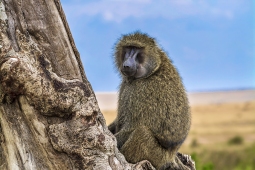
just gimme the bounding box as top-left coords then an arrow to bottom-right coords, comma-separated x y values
62,0 -> 250,22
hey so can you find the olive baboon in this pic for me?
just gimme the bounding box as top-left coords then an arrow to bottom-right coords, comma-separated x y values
108,32 -> 191,170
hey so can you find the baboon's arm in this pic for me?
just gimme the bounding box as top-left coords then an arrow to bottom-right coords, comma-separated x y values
114,128 -> 135,149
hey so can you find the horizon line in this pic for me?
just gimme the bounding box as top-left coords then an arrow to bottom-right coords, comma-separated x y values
95,87 -> 255,94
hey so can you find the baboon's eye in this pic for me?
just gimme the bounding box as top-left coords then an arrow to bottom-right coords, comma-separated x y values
136,53 -> 144,63
122,47 -> 131,61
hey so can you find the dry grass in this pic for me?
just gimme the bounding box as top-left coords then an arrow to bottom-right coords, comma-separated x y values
187,101 -> 255,145
101,110 -> 117,125
102,100 -> 255,153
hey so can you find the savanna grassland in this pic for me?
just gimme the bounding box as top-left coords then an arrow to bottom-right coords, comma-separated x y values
102,100 -> 255,170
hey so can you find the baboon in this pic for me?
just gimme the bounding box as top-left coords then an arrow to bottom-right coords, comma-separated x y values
108,32 -> 191,170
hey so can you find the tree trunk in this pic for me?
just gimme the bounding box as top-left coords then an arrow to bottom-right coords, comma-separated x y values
0,0 -> 195,169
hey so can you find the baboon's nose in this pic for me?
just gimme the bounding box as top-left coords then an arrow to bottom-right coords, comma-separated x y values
123,59 -> 133,68
121,65 -> 136,77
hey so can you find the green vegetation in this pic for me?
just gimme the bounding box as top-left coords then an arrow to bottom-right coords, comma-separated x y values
190,143 -> 255,170
191,152 -> 214,170
228,136 -> 243,145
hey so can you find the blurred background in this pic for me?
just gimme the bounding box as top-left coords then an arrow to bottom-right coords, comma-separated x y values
61,1 -> 254,169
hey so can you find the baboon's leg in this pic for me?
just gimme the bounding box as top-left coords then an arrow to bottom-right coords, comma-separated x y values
120,126 -> 173,169
120,126 -> 190,170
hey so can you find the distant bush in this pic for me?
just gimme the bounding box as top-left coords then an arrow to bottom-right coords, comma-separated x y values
228,136 -> 243,145
190,138 -> 199,148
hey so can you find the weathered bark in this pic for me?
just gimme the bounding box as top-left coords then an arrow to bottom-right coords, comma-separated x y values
0,0 -> 195,169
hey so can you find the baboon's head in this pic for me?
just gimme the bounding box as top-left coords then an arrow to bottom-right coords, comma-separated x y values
115,32 -> 161,79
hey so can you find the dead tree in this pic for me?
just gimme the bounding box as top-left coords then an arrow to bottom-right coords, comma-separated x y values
0,0 -> 195,169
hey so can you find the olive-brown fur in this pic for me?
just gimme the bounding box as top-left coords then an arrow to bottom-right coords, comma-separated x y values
109,32 -> 191,170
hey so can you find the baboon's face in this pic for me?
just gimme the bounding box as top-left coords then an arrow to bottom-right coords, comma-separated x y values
121,46 -> 148,79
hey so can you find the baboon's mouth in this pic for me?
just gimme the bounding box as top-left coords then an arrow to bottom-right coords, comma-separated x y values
121,69 -> 137,77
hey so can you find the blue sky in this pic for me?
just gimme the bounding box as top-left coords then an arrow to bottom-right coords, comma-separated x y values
61,0 -> 254,92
